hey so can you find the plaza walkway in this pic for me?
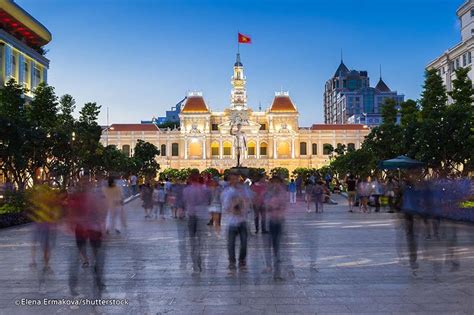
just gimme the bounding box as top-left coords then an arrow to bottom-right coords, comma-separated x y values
0,194 -> 473,314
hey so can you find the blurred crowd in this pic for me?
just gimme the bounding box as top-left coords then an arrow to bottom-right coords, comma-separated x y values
19,168 -> 474,299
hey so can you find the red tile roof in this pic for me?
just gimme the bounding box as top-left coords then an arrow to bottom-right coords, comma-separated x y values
181,96 -> 209,113
108,124 -> 159,132
269,95 -> 297,112
310,124 -> 369,131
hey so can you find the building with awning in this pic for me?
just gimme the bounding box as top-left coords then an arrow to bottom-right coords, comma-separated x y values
0,0 -> 51,97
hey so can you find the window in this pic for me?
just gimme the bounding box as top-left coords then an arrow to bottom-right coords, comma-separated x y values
211,123 -> 219,131
260,143 -> 268,156
260,123 -> 266,131
223,142 -> 232,156
463,54 -> 467,66
161,144 -> 166,156
211,142 -> 219,156
300,142 -> 307,155
456,58 -> 460,69
312,143 -> 317,155
247,142 -> 256,156
347,143 -> 356,151
471,29 -> 474,35
469,52 -> 472,64
11,54 -> 16,77
471,9 -> 474,17
323,143 -> 333,155
171,143 -> 179,156
24,61 -> 28,83
122,145 -> 130,157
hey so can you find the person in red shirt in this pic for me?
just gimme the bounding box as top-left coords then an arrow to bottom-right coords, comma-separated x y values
251,174 -> 268,234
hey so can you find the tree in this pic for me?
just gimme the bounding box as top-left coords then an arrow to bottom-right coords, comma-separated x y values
159,168 -> 180,181
133,140 -> 160,180
26,83 -> 59,184
99,145 -> 129,175
445,67 -> 474,175
201,167 -> 220,178
49,95 -> 77,188
334,143 -> 346,155
362,98 -> 403,161
381,98 -> 398,125
292,167 -> 318,181
270,167 -> 289,180
75,102 -> 103,176
0,80 -> 30,189
330,148 -> 376,179
400,99 -> 420,158
415,69 -> 449,173
420,69 -> 448,120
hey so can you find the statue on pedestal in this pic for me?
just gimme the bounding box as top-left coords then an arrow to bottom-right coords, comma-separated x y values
230,122 -> 247,168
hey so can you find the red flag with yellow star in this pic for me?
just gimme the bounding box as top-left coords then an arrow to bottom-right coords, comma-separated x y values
238,33 -> 251,44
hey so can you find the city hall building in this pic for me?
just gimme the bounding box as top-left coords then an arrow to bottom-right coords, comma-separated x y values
102,54 -> 370,173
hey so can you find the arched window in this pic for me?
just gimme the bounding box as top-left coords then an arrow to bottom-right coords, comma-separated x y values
260,142 -> 268,156
189,140 -> 202,157
277,142 -> 290,156
323,143 -> 333,155
300,142 -> 307,156
312,143 -> 317,155
122,144 -> 130,157
160,144 -> 166,156
211,142 -> 219,156
223,141 -> 232,156
171,143 -> 179,156
347,143 -> 356,151
247,141 -> 256,156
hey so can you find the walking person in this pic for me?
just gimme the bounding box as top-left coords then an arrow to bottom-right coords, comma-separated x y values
130,174 -> 138,195
312,181 -> 324,213
67,176 -> 108,298
345,174 -> 357,212
263,176 -> 287,280
28,183 -> 62,272
102,176 -> 125,234
385,177 -> 396,213
305,180 -> 314,213
222,173 -> 250,272
251,174 -> 268,234
295,176 -> 303,197
371,176 -> 383,212
288,179 -> 297,204
358,177 -> 371,213
141,182 -> 153,219
153,183 -> 166,220
208,179 -> 223,235
183,173 -> 212,274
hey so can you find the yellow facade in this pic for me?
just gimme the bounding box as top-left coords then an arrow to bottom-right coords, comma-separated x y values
102,54 -> 370,173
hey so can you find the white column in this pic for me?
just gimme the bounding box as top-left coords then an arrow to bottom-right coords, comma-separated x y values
256,136 -> 260,159
273,138 -> 277,159
184,138 -> 188,159
202,137 -> 206,159
291,138 -> 295,158
219,139 -> 223,159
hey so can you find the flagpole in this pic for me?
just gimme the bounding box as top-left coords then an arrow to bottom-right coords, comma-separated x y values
237,31 -> 240,54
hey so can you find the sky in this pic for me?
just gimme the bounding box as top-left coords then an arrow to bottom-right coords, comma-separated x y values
18,0 -> 462,127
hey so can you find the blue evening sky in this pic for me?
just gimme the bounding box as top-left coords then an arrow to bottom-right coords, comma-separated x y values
18,0 -> 461,126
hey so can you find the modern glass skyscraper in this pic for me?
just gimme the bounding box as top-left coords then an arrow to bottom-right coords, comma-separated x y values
323,60 -> 404,127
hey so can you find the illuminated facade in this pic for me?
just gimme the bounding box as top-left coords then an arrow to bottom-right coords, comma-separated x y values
102,54 -> 370,173
0,0 -> 51,97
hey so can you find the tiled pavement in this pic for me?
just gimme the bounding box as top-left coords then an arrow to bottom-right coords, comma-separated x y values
0,194 -> 473,314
